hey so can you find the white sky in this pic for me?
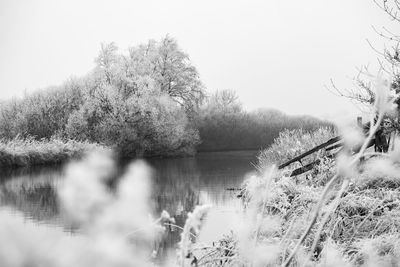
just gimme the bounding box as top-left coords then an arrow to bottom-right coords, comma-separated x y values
0,0 -> 396,122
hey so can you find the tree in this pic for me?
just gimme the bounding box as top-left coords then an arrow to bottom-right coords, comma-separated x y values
196,90 -> 330,151
206,90 -> 242,114
94,36 -> 205,114
95,42 -> 119,86
0,36 -> 202,157
153,36 -> 205,112
62,37 -> 203,157
329,0 -> 400,110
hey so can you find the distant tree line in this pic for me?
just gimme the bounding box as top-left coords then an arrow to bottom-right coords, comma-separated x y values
196,90 -> 332,152
0,36 -> 331,157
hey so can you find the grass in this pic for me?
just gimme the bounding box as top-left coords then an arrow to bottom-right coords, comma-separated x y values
0,136 -> 101,168
1,124 -> 400,265
257,127 -> 337,172
176,78 -> 400,266
182,142 -> 400,266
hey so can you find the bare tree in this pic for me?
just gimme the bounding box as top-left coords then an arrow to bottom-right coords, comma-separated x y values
329,0 -> 400,111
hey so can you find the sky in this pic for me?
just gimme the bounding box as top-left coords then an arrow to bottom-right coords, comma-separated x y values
0,0 -> 397,122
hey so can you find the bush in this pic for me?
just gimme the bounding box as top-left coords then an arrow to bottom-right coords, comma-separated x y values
0,136 -> 100,168
257,127 -> 336,170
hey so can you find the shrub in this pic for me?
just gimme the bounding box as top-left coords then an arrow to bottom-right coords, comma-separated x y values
0,136 -> 100,168
257,127 -> 336,171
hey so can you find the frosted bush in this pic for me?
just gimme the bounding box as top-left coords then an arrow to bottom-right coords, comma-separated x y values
257,127 -> 336,171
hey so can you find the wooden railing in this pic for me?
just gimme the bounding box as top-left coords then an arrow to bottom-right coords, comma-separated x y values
278,116 -> 383,177
277,136 -> 341,170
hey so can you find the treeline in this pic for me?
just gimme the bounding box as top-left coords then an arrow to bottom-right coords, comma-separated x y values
0,37 -> 331,158
0,36 -> 203,157
196,90 -> 332,151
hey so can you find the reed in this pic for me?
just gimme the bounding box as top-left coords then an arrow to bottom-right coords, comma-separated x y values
0,136 -> 100,168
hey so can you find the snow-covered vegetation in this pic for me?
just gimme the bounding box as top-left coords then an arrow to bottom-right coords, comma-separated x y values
0,37 -> 328,161
1,75 -> 400,267
1,0 -> 400,265
0,136 -> 99,168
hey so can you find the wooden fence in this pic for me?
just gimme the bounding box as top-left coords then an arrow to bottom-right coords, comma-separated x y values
278,116 -> 394,177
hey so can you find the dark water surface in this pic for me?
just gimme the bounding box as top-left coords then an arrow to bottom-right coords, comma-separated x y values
0,151 -> 258,261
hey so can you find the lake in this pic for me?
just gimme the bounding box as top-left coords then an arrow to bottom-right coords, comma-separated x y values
0,150 -> 258,263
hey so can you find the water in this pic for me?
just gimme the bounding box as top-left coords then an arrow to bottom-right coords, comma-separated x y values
0,151 -> 258,262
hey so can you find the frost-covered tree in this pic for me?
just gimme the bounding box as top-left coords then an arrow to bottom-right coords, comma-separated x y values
153,36 -> 205,111
96,36 -> 205,112
0,36 -> 202,157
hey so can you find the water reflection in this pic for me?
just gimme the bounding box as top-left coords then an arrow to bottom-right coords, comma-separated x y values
0,165 -> 63,226
0,151 -> 258,261
148,151 -> 257,220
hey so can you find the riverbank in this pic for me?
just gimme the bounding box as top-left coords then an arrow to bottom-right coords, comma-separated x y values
186,127 -> 400,266
0,137 -> 101,168
0,148 -> 257,264
1,137 -> 255,169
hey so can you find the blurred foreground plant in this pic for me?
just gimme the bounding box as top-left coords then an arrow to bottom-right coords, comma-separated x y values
182,75 -> 400,267
0,150 -> 175,267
